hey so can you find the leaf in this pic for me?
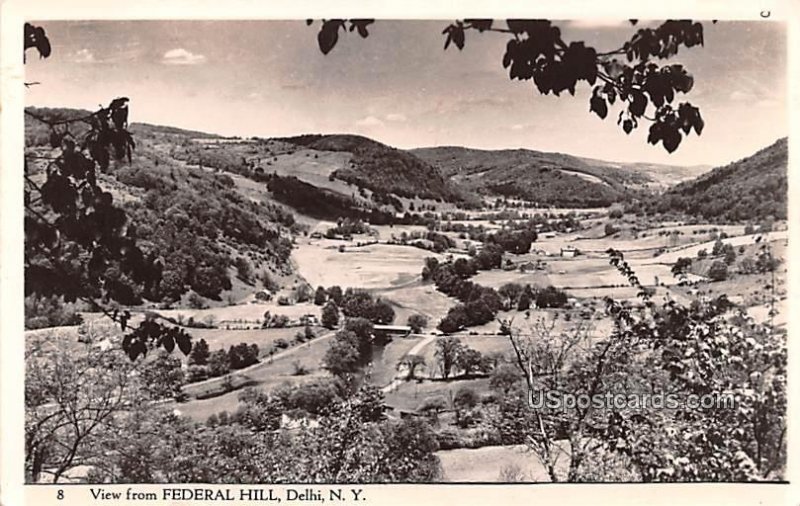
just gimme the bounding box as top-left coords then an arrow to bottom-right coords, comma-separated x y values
176,332 -> 192,355
662,129 -> 682,153
318,22 -> 340,55
623,119 -> 633,134
162,334 -> 175,352
693,115 -> 704,135
590,95 -> 608,119
629,91 -> 647,117
451,25 -> 465,50
33,26 -> 51,59
350,19 -> 373,38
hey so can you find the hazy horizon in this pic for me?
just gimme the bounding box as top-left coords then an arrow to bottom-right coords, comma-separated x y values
25,20 -> 787,168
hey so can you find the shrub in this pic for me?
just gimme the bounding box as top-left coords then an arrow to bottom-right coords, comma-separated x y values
208,350 -> 231,377
407,314 -> 428,333
292,361 -> 309,376
708,260 -> 728,282
321,301 -> 339,329
228,343 -> 259,369
186,365 -> 210,383
188,338 -> 210,365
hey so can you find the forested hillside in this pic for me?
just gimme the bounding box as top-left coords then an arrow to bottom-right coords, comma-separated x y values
280,134 -> 476,206
412,146 -> 656,207
26,108 -> 297,304
631,138 -> 787,222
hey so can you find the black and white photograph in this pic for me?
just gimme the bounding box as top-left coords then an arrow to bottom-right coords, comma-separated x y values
5,6 -> 793,500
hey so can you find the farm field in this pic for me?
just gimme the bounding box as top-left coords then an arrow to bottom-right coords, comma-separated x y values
178,332 -> 335,420
187,326 -> 325,358
384,377 -> 490,413
471,269 -> 552,290
157,300 -> 321,327
437,444 -> 569,482
292,240 -> 447,289
378,284 -> 457,325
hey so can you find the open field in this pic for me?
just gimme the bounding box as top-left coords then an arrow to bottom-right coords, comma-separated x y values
656,231 -> 787,263
292,240 -> 447,289
437,444 -> 569,482
416,335 -> 510,376
178,332 -> 335,420
371,224 -> 431,242
470,269 -> 552,290
187,326 -> 325,357
384,378 -> 490,412
378,284 -> 457,325
158,300 -> 321,327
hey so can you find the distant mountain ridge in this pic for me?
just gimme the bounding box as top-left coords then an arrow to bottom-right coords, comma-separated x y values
411,145 -> 707,207
26,106 -> 724,212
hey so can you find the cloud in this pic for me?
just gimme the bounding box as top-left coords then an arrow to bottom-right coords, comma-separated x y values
385,113 -> 407,122
73,49 -> 96,63
162,48 -> 207,65
355,116 -> 384,127
729,90 -> 755,101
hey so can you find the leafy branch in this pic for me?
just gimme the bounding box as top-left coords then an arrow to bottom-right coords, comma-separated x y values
309,18 -> 706,153
24,25 -> 192,361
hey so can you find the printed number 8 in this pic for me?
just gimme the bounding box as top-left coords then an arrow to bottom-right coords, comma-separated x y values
57,490 -> 64,500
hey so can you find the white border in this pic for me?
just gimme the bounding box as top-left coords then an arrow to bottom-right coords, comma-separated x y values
2,1 -> 797,505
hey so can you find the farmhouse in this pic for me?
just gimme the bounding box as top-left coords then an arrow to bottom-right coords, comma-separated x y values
373,324 -> 412,338
560,246 -> 579,257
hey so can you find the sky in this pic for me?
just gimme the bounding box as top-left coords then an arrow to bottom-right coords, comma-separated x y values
24,20 -> 787,167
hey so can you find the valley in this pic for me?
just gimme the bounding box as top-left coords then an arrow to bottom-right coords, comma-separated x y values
24,108 -> 788,483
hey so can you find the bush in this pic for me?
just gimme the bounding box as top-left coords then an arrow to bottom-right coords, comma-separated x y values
292,361 -> 309,376
188,338 -> 210,366
407,314 -> 428,333
708,261 -> 728,282
208,350 -> 231,377
186,365 -> 210,383
534,286 -> 568,308
268,314 -> 290,328
274,338 -> 290,350
234,256 -> 254,284
24,294 -> 84,330
228,343 -> 259,369
260,270 -> 280,292
321,301 -> 339,329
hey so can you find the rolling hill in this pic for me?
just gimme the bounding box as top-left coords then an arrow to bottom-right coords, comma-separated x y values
411,146 -> 706,207
632,138 -> 788,222
278,134 -> 476,206
25,107 -> 298,307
